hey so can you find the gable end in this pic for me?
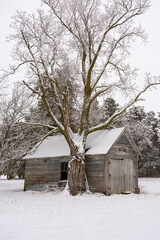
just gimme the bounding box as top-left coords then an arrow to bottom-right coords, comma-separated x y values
107,129 -> 139,159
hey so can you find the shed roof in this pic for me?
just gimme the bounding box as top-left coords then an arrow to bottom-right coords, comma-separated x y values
24,127 -> 139,159
85,127 -> 125,154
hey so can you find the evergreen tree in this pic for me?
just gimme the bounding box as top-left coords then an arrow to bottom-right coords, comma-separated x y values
102,98 -> 119,120
123,106 -> 160,176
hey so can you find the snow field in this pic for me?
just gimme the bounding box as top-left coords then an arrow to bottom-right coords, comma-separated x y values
0,178 -> 160,240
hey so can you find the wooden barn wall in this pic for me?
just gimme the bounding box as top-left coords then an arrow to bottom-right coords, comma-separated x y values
25,154 -> 106,193
85,155 -> 106,193
106,132 -> 138,194
107,133 -> 138,160
24,132 -> 139,194
24,156 -> 69,190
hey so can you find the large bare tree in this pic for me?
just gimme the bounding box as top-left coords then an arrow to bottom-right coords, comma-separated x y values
5,0 -> 160,195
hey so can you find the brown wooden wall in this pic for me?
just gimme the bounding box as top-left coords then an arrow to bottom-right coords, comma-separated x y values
105,132 -> 138,194
85,154 -> 106,193
24,156 -> 69,190
107,132 -> 138,160
85,133 -> 138,194
24,132 -> 139,194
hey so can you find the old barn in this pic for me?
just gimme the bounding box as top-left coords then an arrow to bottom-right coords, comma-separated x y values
24,127 -> 140,194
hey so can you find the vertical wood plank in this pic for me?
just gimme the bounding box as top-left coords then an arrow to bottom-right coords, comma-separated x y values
108,159 -> 124,194
124,159 -> 136,192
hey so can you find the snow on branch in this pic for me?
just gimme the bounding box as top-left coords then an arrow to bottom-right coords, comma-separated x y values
89,80 -> 160,133
28,128 -> 59,155
20,121 -> 59,131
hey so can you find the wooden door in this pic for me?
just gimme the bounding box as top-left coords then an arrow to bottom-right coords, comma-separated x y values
108,159 -> 124,194
124,159 -> 136,192
107,159 -> 136,194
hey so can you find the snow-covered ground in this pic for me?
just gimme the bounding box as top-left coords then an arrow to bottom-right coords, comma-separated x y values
0,178 -> 160,240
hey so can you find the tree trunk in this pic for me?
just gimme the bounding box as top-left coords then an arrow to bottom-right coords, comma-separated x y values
68,154 -> 86,196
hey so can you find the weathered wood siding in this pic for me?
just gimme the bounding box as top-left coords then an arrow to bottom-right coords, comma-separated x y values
24,131 -> 139,194
107,159 -> 125,194
85,155 -> 105,193
124,158 -> 137,192
24,156 -> 69,190
107,132 -> 138,159
106,132 -> 138,194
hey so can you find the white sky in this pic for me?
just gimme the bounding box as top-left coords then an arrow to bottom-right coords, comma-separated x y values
0,0 -> 160,113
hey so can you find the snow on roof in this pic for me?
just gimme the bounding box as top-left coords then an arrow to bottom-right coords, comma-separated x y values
86,127 -> 125,155
24,135 -> 70,159
24,127 -> 125,159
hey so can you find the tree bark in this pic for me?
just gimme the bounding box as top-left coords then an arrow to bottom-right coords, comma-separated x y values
67,136 -> 87,195
68,157 -> 86,196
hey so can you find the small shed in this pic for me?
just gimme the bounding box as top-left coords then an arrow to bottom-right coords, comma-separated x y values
24,127 -> 140,194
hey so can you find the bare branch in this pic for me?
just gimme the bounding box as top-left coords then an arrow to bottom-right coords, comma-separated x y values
23,80 -> 41,96
26,128 -> 59,155
89,81 -> 160,133
20,121 -> 58,130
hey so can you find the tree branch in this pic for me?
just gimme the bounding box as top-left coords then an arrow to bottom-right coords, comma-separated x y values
19,121 -> 59,130
89,82 -> 160,133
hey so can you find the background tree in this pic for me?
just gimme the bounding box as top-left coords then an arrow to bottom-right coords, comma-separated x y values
4,0 -> 160,195
0,84 -> 48,178
89,99 -> 103,127
101,98 -> 120,126
89,97 -> 119,127
121,106 -> 160,176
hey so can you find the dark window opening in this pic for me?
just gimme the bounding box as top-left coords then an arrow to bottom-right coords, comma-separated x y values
60,162 -> 68,180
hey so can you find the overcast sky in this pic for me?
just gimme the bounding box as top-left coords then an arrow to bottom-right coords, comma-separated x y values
0,0 -> 160,114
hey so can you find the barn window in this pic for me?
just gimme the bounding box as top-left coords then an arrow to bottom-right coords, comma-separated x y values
119,148 -> 126,152
60,162 -> 68,180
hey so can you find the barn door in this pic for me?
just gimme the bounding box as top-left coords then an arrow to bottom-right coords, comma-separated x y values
108,159 -> 124,194
107,159 -> 136,194
124,159 -> 136,192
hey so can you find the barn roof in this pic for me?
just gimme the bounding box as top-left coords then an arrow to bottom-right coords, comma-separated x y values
24,127 -> 140,159
85,127 -> 125,154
